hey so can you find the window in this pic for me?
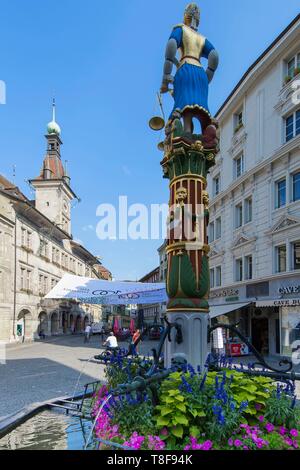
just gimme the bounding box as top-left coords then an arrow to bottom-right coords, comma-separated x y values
293,172 -> 300,202
39,274 -> 43,292
276,179 -> 287,208
210,269 -> 215,288
216,266 -> 222,287
234,109 -> 244,132
234,154 -> 244,179
21,268 -> 26,290
213,175 -> 220,196
20,267 -> 31,291
276,179 -> 286,209
215,217 -> 222,240
237,111 -> 243,127
276,245 -> 287,273
244,197 -> 253,224
293,242 -> 300,270
287,53 -> 300,78
21,228 -> 32,250
52,246 -> 56,263
285,110 -> 300,142
209,222 -> 215,243
40,239 -> 49,258
245,255 -> 253,280
235,203 -> 243,229
235,258 -> 243,282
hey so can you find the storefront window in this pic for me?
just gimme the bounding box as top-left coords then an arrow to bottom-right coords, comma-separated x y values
281,307 -> 300,356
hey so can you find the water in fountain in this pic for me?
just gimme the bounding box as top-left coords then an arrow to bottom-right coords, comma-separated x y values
84,394 -> 112,450
71,355 -> 97,401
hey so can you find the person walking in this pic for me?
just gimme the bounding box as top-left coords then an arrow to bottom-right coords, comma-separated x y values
132,329 -> 142,354
100,327 -> 106,343
84,324 -> 92,343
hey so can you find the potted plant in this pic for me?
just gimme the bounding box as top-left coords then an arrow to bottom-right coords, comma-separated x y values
294,67 -> 300,78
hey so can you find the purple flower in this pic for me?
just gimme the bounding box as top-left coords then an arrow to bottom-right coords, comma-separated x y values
293,441 -> 299,449
279,427 -> 288,436
255,403 -> 263,411
160,427 -> 169,436
285,437 -> 293,447
201,440 -> 213,451
258,415 -> 265,423
265,423 -> 274,433
290,429 -> 299,438
234,439 -> 243,448
228,438 -> 234,447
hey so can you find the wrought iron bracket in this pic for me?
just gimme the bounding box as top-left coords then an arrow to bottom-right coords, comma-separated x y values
208,322 -> 296,376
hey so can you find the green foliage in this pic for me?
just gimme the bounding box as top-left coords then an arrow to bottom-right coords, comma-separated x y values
227,370 -> 275,417
264,391 -> 300,428
112,400 -> 157,437
153,368 -> 278,447
155,374 -> 194,440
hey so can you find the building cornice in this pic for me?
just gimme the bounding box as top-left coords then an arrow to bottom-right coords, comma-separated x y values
216,14 -> 300,120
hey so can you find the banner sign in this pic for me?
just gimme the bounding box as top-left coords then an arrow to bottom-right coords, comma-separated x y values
45,274 -> 168,305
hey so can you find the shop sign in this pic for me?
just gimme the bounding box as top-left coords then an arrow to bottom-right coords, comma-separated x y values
257,299 -> 300,307
278,285 -> 300,296
210,288 -> 240,300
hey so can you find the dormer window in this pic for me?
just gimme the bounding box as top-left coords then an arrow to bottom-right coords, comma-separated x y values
234,109 -> 244,133
287,53 -> 300,79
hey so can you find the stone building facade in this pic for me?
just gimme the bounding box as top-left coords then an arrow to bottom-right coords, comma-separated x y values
0,106 -> 111,343
206,14 -> 300,357
138,267 -> 161,326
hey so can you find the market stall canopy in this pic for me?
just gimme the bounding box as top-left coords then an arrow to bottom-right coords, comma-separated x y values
209,302 -> 251,320
45,274 -> 168,305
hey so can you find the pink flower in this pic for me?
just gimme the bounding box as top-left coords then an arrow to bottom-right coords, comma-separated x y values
148,436 -> 166,451
290,429 -> 299,438
258,416 -> 264,423
285,437 -> 293,447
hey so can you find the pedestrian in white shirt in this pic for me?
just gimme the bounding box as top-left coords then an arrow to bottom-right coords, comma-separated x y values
103,332 -> 118,350
84,324 -> 92,343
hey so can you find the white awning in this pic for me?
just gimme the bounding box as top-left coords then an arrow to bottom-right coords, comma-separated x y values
45,274 -> 168,305
209,302 -> 251,319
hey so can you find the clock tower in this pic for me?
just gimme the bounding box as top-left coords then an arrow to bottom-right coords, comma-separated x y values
29,100 -> 77,236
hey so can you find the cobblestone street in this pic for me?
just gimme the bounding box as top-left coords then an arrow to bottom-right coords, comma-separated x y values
0,335 -> 159,420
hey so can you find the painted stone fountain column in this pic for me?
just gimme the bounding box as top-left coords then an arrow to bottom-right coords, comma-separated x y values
161,120 -> 217,370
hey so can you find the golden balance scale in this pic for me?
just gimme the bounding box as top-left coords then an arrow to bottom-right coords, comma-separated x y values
149,92 -> 171,151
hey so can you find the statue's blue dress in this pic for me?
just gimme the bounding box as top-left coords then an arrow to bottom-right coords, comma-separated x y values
169,25 -> 215,119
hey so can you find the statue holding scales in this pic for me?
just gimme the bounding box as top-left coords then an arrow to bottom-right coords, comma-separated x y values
160,3 -> 219,138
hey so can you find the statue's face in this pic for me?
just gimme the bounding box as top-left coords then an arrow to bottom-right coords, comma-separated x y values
184,3 -> 200,30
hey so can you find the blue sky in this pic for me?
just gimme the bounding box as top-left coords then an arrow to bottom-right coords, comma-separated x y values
1,0 -> 299,280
